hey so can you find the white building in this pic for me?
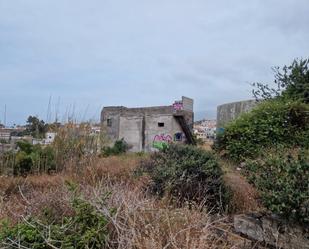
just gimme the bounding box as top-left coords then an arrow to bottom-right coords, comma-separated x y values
45,132 -> 57,144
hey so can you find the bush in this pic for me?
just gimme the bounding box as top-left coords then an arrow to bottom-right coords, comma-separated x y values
0,182 -> 111,249
137,144 -> 229,212
101,139 -> 129,157
11,141 -> 57,176
244,149 -> 309,224
217,100 -> 309,161
14,151 -> 33,175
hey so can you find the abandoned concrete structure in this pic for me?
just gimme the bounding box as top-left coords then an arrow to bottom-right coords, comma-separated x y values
101,96 -> 195,152
217,99 -> 257,132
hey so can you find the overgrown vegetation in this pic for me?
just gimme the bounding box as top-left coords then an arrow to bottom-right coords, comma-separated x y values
0,141 -> 56,176
137,144 -> 229,212
1,58 -> 308,247
217,58 -> 309,161
0,182 -> 111,249
216,100 -> 309,161
0,155 -> 244,249
52,123 -> 102,171
101,139 -> 129,157
244,149 -> 309,224
216,58 -> 309,224
0,123 -> 102,175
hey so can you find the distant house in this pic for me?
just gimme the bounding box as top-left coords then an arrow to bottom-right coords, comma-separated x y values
193,119 -> 217,141
0,129 -> 11,142
45,132 -> 56,144
101,96 -> 195,152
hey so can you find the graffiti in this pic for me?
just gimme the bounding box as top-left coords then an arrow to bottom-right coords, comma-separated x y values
173,101 -> 183,111
174,132 -> 183,141
153,134 -> 172,150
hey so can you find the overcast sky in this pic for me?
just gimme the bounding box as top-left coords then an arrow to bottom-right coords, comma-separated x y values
0,0 -> 309,125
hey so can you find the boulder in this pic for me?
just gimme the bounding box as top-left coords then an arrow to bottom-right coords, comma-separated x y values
234,213 -> 309,249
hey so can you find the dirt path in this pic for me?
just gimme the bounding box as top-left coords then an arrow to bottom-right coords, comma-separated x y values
200,143 -> 263,213
219,158 -> 263,213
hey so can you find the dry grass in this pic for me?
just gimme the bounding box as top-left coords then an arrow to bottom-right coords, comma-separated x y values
199,141 -> 214,151
220,159 -> 263,214
0,154 -> 253,249
93,182 -> 240,249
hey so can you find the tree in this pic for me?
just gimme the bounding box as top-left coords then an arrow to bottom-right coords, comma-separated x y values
24,116 -> 48,138
252,58 -> 309,103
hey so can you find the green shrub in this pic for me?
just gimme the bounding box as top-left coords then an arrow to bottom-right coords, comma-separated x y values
101,138 -> 129,157
14,151 -> 33,175
16,140 -> 34,154
217,100 -> 309,161
137,144 -> 229,212
11,141 -> 57,175
0,183 -> 111,249
244,149 -> 309,224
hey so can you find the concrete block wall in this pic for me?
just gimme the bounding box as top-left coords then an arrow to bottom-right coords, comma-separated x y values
144,114 -> 184,152
101,99 -> 193,152
217,100 -> 257,130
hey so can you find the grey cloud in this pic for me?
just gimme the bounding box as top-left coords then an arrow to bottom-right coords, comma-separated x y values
0,0 -> 308,124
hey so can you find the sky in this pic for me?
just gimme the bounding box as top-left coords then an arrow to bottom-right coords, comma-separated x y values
0,0 -> 309,125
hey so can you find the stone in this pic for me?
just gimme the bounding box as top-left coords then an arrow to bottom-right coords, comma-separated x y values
234,213 -> 309,249
234,214 -> 264,242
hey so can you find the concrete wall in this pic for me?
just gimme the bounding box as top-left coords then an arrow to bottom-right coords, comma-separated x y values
119,116 -> 143,152
182,96 -> 194,112
217,100 -> 257,130
144,114 -> 184,152
101,101 -> 193,152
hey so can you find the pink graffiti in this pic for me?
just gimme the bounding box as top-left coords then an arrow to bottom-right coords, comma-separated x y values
173,101 -> 183,111
153,134 -> 172,143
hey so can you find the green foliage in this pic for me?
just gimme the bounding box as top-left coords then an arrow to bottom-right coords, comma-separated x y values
101,138 -> 129,157
244,149 -> 309,224
252,58 -> 309,103
1,123 -> 103,175
137,144 -> 229,211
217,58 -> 309,224
0,139 -> 8,144
16,140 -> 33,154
0,184 -> 111,249
14,151 -> 33,175
217,100 -> 309,161
11,140 -> 56,176
24,115 -> 48,139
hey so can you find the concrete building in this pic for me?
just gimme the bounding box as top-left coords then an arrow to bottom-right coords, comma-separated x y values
0,129 -> 11,142
101,96 -> 195,152
45,132 -> 57,144
217,99 -> 257,132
